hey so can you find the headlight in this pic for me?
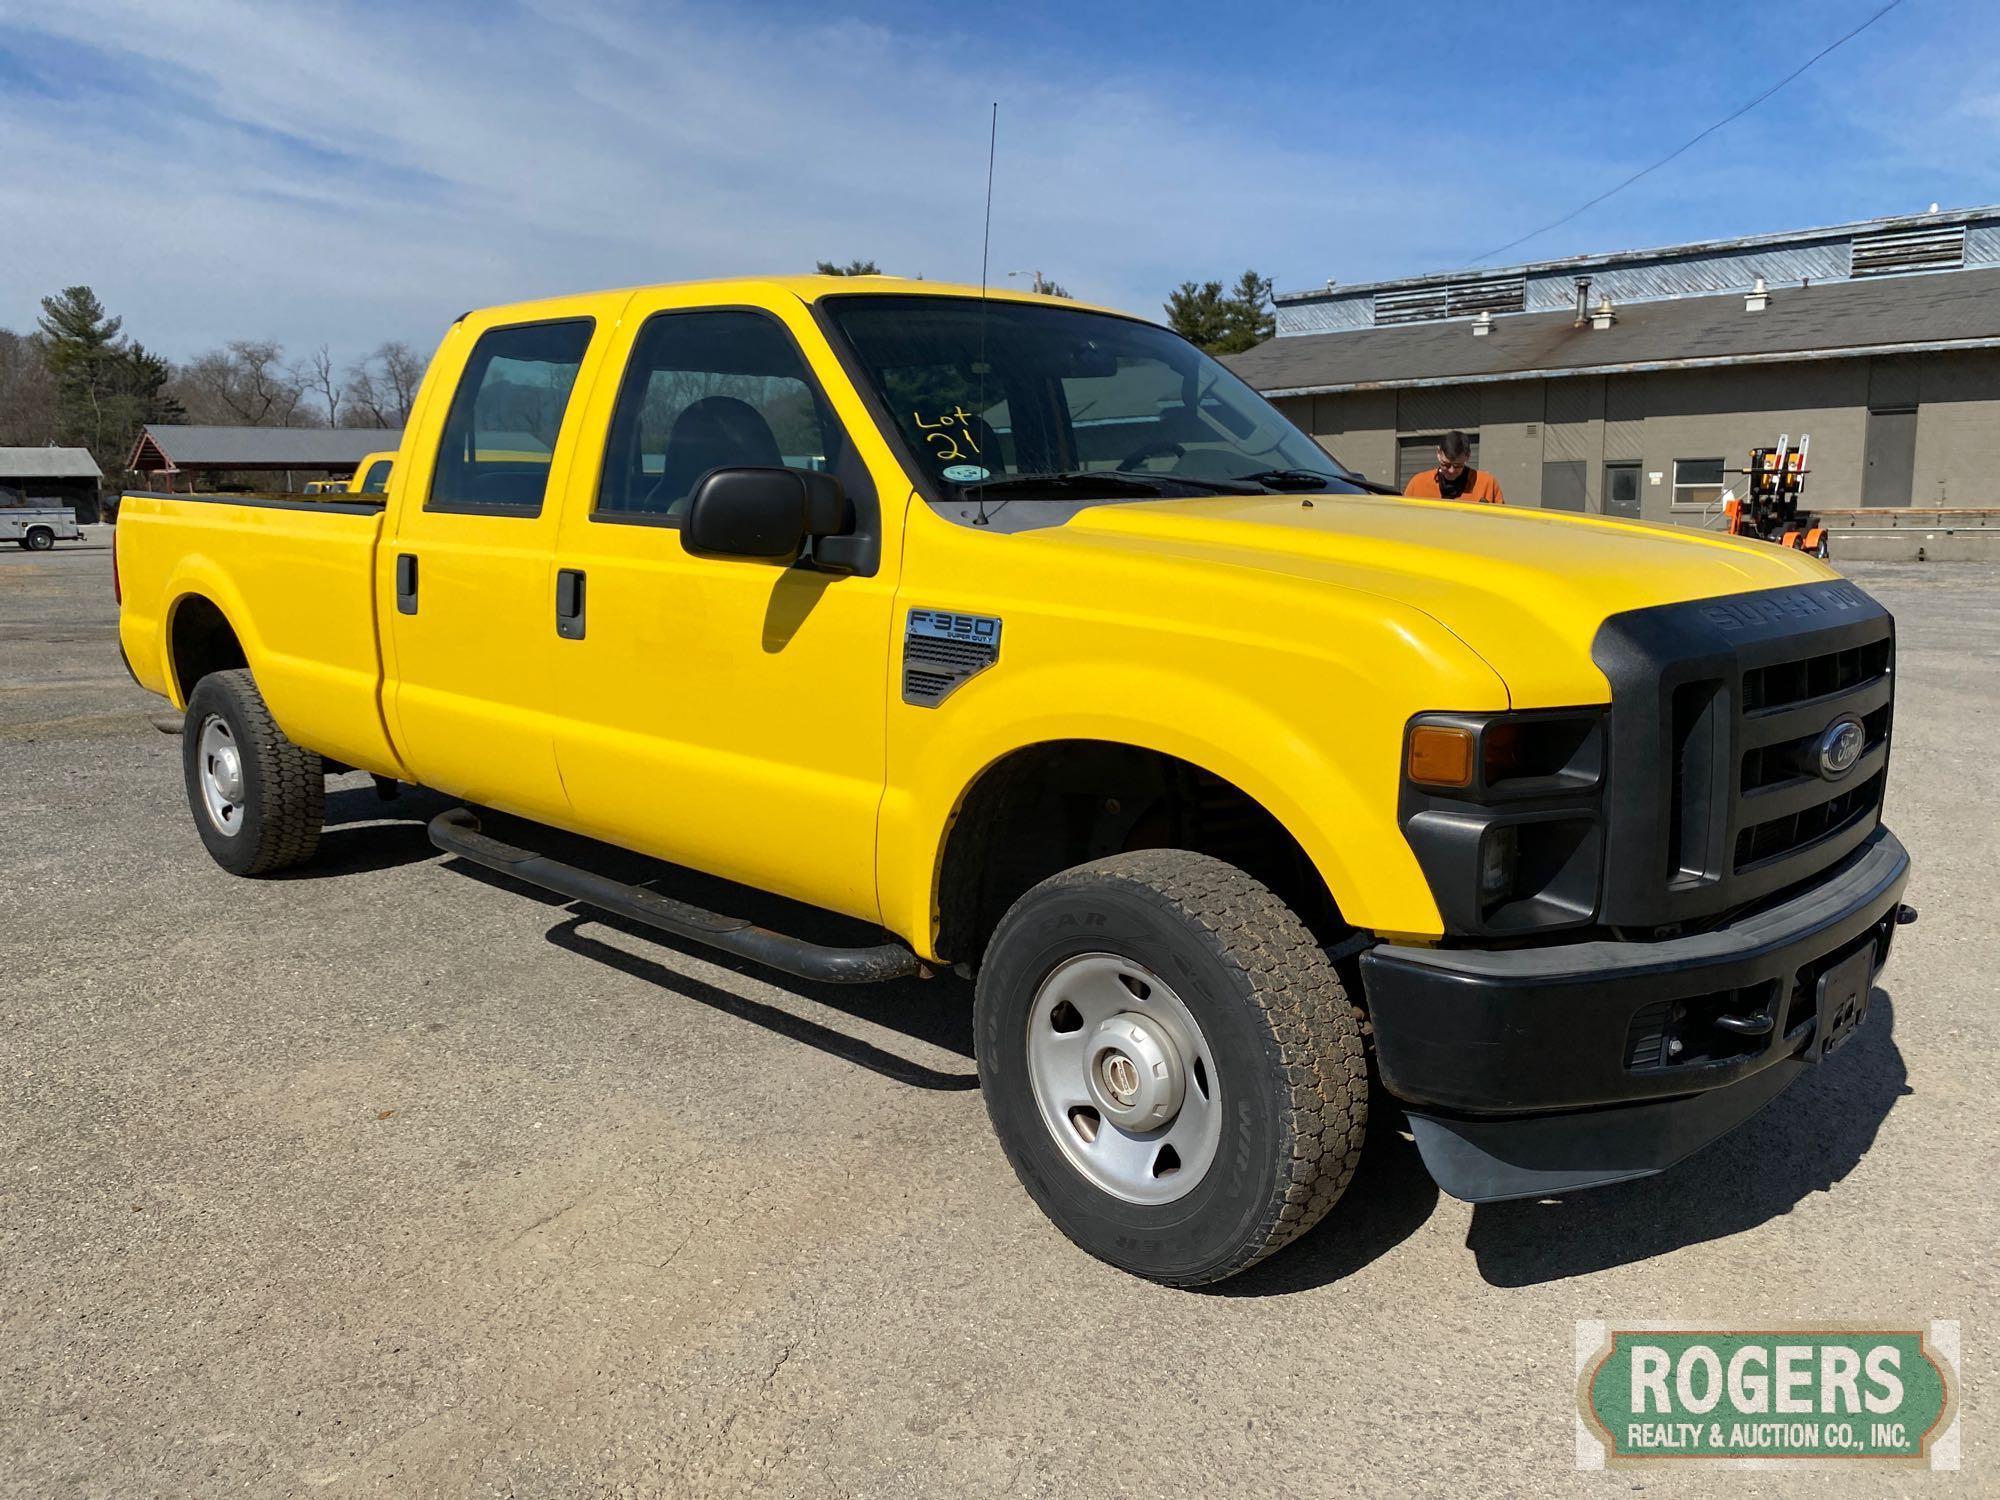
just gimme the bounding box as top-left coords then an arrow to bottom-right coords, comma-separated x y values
1400,709 -> 1606,936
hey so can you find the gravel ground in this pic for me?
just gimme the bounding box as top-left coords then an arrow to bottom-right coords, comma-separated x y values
2,539 -> 1993,1498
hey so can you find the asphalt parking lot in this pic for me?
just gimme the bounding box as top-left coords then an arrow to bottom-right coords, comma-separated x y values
3,538 -> 1993,1498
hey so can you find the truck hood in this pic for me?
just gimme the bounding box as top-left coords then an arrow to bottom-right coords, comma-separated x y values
1059,492 -> 1835,705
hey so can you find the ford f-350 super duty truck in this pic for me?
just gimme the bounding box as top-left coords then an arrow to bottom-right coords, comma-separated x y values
115,277 -> 1912,1285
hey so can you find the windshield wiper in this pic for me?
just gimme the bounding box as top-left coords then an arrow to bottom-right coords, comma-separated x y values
1229,468 -> 1367,492
959,470 -> 1174,497
1244,468 -> 1401,496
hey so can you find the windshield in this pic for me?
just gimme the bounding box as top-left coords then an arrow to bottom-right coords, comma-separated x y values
822,295 -> 1363,510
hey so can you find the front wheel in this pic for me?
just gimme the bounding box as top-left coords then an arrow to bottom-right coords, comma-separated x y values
975,850 -> 1367,1286
181,669 -> 324,875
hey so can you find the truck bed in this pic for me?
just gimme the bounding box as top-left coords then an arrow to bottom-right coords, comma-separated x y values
116,490 -> 406,778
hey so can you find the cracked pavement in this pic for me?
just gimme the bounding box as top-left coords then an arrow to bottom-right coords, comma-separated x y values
2,540 -> 1994,1497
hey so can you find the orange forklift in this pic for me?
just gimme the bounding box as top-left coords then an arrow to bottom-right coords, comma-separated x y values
1723,433 -> 1829,558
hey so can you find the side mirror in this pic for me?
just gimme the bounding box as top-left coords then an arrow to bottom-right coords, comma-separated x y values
683,467 -> 847,564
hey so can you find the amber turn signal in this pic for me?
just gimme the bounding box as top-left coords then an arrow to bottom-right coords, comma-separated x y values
1408,725 -> 1475,788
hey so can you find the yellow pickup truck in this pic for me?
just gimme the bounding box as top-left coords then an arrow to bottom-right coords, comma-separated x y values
348,450 -> 395,495
114,276 -> 1912,1285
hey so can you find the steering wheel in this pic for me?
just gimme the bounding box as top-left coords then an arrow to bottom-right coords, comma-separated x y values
1116,439 -> 1185,473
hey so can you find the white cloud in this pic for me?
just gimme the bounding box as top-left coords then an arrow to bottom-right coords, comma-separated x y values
0,0 -> 1419,364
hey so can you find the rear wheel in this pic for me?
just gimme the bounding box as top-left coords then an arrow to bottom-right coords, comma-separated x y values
24,526 -> 54,551
181,669 -> 324,875
975,849 -> 1367,1286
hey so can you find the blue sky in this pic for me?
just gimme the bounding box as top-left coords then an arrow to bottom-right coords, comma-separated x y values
0,0 -> 1990,366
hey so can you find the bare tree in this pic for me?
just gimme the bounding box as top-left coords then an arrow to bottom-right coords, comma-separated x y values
378,341 -> 423,424
0,328 -> 58,445
294,343 -> 340,427
172,341 -> 306,426
343,341 -> 424,427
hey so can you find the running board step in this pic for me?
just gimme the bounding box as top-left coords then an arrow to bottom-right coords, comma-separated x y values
427,807 -> 923,985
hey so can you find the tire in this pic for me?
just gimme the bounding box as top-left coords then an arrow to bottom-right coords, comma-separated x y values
25,527 -> 54,551
975,849 -> 1367,1286
181,668 -> 324,875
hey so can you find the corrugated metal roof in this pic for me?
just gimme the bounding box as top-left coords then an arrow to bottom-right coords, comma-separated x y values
0,446 -> 102,480
133,425 -> 403,468
1275,203 -> 2000,304
1228,265 -> 2000,396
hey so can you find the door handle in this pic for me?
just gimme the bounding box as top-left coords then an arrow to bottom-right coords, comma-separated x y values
556,568 -> 586,639
395,553 -> 419,615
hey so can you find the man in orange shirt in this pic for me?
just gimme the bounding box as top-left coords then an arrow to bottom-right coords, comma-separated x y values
1404,430 -> 1504,504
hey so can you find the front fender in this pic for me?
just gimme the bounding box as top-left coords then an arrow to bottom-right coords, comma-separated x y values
878,653 -> 1477,960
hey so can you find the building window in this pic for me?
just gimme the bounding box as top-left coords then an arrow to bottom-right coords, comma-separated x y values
1672,457 -> 1727,511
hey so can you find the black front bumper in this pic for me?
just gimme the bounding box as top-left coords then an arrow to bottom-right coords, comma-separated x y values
1359,826 -> 1910,1203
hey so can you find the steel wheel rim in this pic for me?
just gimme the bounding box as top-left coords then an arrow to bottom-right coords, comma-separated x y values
1025,952 -> 1222,1205
196,715 -> 246,836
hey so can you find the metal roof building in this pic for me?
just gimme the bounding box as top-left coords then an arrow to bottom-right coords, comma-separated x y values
129,424 -> 402,486
1228,206 -> 2000,521
0,446 -> 103,482
1,445 -> 104,518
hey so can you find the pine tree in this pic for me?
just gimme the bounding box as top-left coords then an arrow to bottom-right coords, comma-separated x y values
1164,280 -> 1231,351
1165,271 -> 1276,356
1217,270 -> 1275,355
35,286 -> 178,477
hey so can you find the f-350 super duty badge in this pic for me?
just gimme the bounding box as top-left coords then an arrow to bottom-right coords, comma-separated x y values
903,609 -> 1002,707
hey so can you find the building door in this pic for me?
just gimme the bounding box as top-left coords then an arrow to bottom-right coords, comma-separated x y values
1603,461 -> 1642,519
1862,407 -> 1917,506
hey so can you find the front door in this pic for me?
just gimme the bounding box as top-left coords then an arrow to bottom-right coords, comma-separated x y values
1603,461 -> 1642,519
1862,406 -> 1917,506
550,292 -> 900,922
382,310 -> 610,823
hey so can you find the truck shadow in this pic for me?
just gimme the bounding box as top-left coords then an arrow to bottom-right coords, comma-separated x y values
1197,1096 -> 1442,1298
542,911 -> 978,1092
422,806 -> 979,1092
275,783 -> 450,879
1463,990 -> 1909,1287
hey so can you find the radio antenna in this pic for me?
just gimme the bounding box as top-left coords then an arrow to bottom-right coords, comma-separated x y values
973,100 -> 998,526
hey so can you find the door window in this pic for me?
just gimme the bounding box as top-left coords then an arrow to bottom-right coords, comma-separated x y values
597,311 -> 836,521
429,319 -> 594,515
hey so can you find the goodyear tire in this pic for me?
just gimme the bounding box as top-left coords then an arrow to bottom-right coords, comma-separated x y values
975,850 -> 1367,1286
181,668 -> 324,875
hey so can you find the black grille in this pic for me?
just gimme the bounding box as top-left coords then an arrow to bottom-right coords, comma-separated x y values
1592,579 -> 1896,928
1742,638 -> 1891,713
1735,769 -> 1885,871
1731,632 -> 1893,874
1741,703 -> 1892,794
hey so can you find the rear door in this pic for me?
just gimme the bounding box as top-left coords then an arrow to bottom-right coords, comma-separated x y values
381,302 -> 620,822
548,287 -> 903,921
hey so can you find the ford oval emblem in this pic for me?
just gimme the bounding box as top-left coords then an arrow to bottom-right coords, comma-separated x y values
1815,716 -> 1866,780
